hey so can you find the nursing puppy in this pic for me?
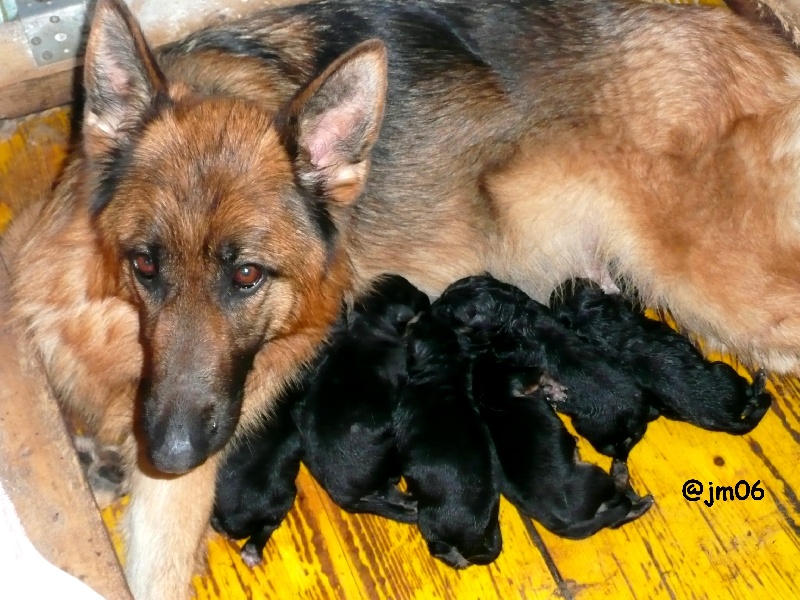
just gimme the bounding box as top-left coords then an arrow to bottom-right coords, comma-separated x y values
396,312 -> 502,569
551,279 -> 773,433
212,393 -> 303,567
356,273 -> 432,333
216,274 -> 425,563
472,354 -> 654,539
8,0 -> 800,595
434,276 -> 651,460
292,276 -> 421,524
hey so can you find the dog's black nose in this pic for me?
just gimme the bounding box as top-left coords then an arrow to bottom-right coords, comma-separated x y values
142,401 -> 216,474
146,422 -> 209,474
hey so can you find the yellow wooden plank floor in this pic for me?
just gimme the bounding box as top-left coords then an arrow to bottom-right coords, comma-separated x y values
2,2 -> 799,597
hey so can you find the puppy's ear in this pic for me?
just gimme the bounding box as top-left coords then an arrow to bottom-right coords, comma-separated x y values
277,40 -> 388,205
82,0 -> 166,162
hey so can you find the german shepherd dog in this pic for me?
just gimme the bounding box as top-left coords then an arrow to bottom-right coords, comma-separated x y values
4,0 -> 800,596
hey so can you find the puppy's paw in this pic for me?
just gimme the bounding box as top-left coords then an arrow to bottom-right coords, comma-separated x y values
611,493 -> 655,529
240,541 -> 265,568
427,541 -> 470,569
610,459 -> 630,489
352,487 -> 418,524
739,370 -> 772,427
750,369 -> 768,395
627,494 -> 655,521
539,375 -> 568,403
73,435 -> 128,509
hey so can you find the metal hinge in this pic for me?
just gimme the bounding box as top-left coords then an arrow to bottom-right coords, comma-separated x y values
3,0 -> 89,67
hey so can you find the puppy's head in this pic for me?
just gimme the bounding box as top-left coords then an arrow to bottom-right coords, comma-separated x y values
432,275 -> 548,347
405,313 -> 463,371
355,274 -> 431,333
425,502 -> 502,568
83,0 -> 387,473
433,275 -> 518,325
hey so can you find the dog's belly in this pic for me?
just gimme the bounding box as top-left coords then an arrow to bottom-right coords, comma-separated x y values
347,158 -> 620,302
482,144 -> 628,301
347,188 -> 497,297
480,133 -> 800,372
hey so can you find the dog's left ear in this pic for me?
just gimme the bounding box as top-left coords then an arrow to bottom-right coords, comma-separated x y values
278,40 -> 388,205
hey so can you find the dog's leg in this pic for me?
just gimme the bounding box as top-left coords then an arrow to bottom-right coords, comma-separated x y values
240,525 -> 278,568
124,456 -> 219,600
346,485 -> 418,524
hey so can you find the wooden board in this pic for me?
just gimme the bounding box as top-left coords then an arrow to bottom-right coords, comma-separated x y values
0,244 -> 132,600
95,380 -> 800,600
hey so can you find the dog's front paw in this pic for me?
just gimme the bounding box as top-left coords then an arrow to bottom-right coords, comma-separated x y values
73,435 -> 129,509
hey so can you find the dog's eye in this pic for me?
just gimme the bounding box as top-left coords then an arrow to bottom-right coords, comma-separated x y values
132,253 -> 158,279
232,264 -> 263,289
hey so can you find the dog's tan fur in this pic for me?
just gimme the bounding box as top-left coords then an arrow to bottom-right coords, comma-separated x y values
5,0 -> 800,597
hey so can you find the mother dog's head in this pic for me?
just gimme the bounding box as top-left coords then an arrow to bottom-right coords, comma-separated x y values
83,0 -> 387,473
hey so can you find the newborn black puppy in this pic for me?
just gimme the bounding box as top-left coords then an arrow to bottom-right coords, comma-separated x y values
395,311 -> 502,568
291,275 -> 421,523
550,279 -> 772,433
356,273 -> 431,333
212,392 -> 303,567
433,275 -> 650,460
472,353 -> 653,539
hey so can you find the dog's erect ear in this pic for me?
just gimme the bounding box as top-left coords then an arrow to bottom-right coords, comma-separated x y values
278,40 -> 388,205
82,0 -> 166,160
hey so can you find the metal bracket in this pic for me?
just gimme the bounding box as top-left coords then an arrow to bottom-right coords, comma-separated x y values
14,0 -> 89,66
0,0 -> 19,22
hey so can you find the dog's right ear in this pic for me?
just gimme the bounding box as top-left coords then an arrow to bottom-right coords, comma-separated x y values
82,0 -> 166,161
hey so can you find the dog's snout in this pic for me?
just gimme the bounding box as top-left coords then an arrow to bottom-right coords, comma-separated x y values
153,436 -> 200,474
145,407 -> 212,474
140,391 -> 238,475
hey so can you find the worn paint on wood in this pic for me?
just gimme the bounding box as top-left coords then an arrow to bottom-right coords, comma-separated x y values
0,107 -> 72,223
